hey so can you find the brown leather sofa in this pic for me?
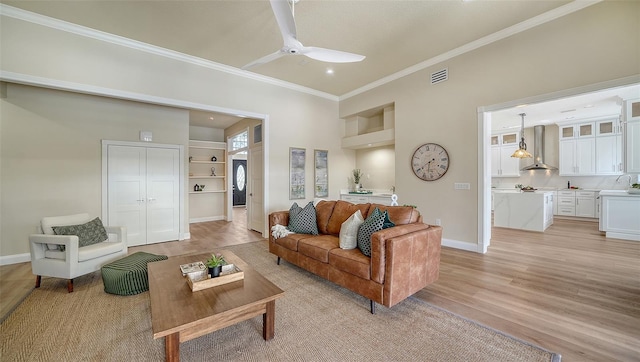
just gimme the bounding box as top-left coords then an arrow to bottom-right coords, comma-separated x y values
269,200 -> 442,313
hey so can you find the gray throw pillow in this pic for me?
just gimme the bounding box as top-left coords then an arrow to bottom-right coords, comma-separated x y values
52,217 -> 109,249
357,208 -> 385,257
288,201 -> 319,235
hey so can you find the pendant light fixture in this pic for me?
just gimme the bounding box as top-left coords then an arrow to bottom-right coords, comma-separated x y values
511,113 -> 533,158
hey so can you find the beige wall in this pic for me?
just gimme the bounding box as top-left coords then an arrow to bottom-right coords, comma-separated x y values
0,83 -> 189,256
339,2 -> 640,247
0,11 -> 354,258
355,145 -> 395,192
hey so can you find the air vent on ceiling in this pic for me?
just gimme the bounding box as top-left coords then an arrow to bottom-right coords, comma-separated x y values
431,68 -> 448,84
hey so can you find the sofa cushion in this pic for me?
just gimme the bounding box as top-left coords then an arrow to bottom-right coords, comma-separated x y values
327,201 -> 371,235
52,217 -> 108,249
339,210 -> 364,249
329,248 -> 371,280
315,200 -> 337,234
288,202 -> 319,235
357,208 -> 385,257
368,204 -> 420,225
298,235 -> 339,263
274,233 -> 313,252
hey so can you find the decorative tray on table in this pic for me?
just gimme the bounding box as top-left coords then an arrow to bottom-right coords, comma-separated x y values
185,264 -> 244,292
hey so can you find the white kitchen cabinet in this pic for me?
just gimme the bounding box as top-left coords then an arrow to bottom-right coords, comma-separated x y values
490,132 -> 520,177
559,138 -> 595,176
596,134 -> 623,175
556,190 -> 576,216
599,190 -> 640,241
575,191 -> 596,218
625,98 -> 640,173
341,194 -> 392,206
556,189 -> 597,218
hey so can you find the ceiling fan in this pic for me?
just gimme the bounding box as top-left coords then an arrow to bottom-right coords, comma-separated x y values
242,0 -> 366,70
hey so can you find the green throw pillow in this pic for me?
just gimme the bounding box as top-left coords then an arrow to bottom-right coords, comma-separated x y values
288,201 -> 319,235
357,208 -> 385,257
52,217 -> 109,249
382,210 -> 395,229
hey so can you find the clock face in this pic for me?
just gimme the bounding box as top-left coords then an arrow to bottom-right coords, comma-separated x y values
411,143 -> 450,181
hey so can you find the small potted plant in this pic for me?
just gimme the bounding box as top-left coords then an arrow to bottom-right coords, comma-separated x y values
353,169 -> 363,189
205,253 -> 225,278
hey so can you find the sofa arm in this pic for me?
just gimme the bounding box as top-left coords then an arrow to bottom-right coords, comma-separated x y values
268,211 -> 290,243
370,224 -> 442,307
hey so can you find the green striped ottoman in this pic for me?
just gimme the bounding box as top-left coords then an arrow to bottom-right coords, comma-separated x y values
101,252 -> 168,295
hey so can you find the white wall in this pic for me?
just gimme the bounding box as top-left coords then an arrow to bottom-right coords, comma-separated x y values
0,83 -> 189,256
355,145 -> 395,192
0,13 -> 355,258
339,2 -> 640,248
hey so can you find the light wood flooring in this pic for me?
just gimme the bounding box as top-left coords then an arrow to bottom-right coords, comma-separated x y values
1,210 -> 638,361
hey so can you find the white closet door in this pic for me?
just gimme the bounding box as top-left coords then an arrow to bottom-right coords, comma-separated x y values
146,147 -> 180,243
248,145 -> 264,234
106,144 -> 180,246
108,145 -> 147,246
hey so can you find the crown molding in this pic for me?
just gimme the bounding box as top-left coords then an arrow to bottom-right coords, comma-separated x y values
339,0 -> 602,100
1,1 -> 601,103
0,4 -> 338,102
0,70 -> 267,120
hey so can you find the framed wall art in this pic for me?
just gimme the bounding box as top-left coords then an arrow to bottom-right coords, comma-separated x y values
289,147 -> 306,199
314,149 -> 328,198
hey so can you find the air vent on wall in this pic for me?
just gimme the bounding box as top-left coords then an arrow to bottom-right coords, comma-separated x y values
431,68 -> 448,84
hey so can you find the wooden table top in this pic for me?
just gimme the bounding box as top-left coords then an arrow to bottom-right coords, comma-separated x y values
148,250 -> 284,339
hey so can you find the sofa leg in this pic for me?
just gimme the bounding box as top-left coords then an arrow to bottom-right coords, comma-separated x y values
35,275 -> 41,288
67,279 -> 73,293
370,300 -> 376,314
277,256 -> 281,265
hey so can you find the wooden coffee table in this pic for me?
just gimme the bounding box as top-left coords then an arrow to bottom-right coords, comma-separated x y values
148,250 -> 284,362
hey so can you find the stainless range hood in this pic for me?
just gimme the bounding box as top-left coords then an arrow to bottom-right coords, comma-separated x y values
521,125 -> 557,171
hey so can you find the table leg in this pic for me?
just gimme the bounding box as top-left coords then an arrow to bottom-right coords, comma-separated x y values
263,300 -> 275,340
165,332 -> 180,362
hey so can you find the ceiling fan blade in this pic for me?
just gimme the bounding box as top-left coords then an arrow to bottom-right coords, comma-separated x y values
301,47 -> 366,63
242,50 -> 285,70
270,0 -> 297,42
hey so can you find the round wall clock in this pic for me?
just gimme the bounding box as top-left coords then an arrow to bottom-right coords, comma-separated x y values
411,143 -> 450,181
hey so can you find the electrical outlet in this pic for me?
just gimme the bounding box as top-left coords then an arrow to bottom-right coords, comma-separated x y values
435,218 -> 441,226
454,182 -> 471,190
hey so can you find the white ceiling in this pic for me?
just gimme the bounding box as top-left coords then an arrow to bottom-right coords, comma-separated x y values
5,1 -> 636,129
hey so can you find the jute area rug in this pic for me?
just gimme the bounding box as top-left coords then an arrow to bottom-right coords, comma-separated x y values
1,240 -> 560,362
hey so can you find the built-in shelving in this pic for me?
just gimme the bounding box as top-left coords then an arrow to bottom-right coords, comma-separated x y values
188,140 -> 227,222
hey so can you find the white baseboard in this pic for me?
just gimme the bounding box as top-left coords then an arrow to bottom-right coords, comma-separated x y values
189,216 -> 225,223
441,238 -> 483,253
0,253 -> 30,266
180,232 -> 191,241
606,232 -> 640,242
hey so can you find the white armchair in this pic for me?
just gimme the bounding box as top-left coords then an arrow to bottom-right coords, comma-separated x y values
29,213 -> 128,292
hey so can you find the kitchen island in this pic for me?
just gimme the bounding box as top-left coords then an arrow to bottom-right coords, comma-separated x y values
493,191 -> 554,232
599,190 -> 640,241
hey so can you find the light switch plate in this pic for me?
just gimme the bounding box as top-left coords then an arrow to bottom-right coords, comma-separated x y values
454,182 -> 471,190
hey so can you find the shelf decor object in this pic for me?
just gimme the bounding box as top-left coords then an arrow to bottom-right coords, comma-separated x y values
290,147 -> 306,199
314,149 -> 328,198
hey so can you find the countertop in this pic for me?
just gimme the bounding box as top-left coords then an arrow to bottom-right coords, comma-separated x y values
599,190 -> 640,197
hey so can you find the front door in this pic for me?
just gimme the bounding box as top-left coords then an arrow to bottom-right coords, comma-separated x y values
232,159 -> 247,206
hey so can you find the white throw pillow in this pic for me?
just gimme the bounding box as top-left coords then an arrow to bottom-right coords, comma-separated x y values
339,210 -> 364,249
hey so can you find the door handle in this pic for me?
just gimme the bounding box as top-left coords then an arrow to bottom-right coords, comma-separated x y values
136,199 -> 145,202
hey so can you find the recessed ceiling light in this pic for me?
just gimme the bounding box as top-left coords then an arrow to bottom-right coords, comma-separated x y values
209,116 -> 214,120
326,68 -> 334,75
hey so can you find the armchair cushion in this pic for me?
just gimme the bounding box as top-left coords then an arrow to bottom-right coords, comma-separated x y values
52,217 -> 108,249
